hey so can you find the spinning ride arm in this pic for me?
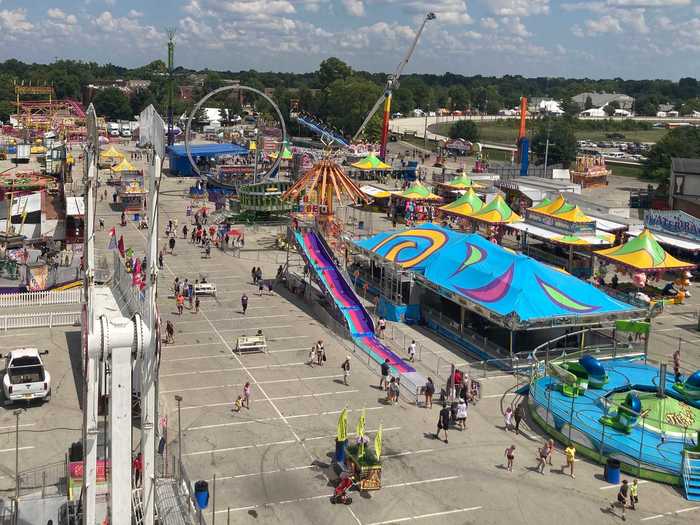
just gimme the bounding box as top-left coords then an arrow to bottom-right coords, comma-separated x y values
352,12 -> 435,159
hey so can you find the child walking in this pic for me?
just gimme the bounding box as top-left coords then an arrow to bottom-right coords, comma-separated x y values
504,445 -> 516,472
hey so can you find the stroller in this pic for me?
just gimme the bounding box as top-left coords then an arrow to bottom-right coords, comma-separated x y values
330,472 -> 356,505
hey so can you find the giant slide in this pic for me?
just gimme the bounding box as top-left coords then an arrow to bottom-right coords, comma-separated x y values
294,115 -> 350,148
294,229 -> 415,376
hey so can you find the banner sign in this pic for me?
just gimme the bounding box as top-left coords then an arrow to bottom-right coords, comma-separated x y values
615,319 -> 650,335
644,209 -> 700,243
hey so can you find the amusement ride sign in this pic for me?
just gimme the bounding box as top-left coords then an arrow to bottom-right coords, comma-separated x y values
644,209 -> 700,243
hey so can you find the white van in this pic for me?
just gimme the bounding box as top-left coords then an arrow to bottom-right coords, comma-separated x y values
120,123 -> 132,138
605,151 -> 625,159
107,122 -> 120,137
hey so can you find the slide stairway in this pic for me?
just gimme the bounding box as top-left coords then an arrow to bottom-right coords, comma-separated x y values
683,451 -> 700,501
293,228 -> 423,386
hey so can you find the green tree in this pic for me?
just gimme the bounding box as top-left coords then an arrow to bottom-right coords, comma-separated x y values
448,85 -> 470,111
644,127 -> 700,183
531,119 -> 577,167
92,87 -> 132,120
584,95 -> 594,110
449,120 -> 480,142
130,89 -> 158,116
318,58 -> 352,89
604,100 -> 620,117
323,77 -> 382,139
561,97 -> 580,119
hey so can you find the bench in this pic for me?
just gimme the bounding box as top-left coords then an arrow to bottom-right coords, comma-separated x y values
235,335 -> 267,354
194,283 -> 216,297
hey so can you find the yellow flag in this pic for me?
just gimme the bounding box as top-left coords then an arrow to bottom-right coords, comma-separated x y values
374,423 -> 383,459
337,407 -> 348,442
356,407 -> 366,440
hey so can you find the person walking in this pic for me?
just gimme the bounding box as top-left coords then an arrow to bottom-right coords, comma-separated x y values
504,406 -> 514,431
629,479 -> 639,511
176,293 -> 184,315
673,348 -> 681,383
436,403 -> 450,444
258,278 -> 265,296
132,453 -> 143,488
308,345 -> 317,367
182,224 -> 188,239
377,317 -> 386,339
504,445 -> 516,472
165,320 -> 175,344
379,359 -> 390,390
536,441 -> 551,474
407,340 -> 416,362
194,296 -> 200,314
251,266 -> 257,284
341,356 -> 351,385
563,443 -> 576,478
456,398 -> 467,430
99,217 -> 105,230
514,401 -> 526,435
610,479 -> 629,521
168,236 -> 176,255
242,382 -> 251,409
255,267 -> 263,285
316,340 -> 325,366
546,439 -> 555,466
424,377 -> 435,408
241,293 -> 248,315
158,251 -> 163,269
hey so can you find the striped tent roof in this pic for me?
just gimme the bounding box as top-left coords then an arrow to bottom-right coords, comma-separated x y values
439,188 -> 484,217
469,195 -> 521,224
595,229 -> 696,271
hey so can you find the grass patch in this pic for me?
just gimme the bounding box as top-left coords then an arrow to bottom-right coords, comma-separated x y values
609,163 -> 645,179
434,120 -> 669,146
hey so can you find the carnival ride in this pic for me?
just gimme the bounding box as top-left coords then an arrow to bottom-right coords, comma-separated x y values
11,83 -> 86,141
81,104 -> 162,525
353,12 -> 436,159
530,356 -> 700,498
292,112 -> 349,147
516,97 -> 529,177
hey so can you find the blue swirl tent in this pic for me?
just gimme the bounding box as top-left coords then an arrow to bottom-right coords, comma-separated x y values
353,224 -> 639,328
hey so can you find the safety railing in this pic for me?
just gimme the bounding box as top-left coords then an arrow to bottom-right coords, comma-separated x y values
0,288 -> 82,307
0,311 -> 81,332
682,451 -> 700,499
16,459 -> 68,499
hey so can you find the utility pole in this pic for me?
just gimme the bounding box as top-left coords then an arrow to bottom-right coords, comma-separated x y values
253,127 -> 260,184
543,110 -> 555,176
175,395 -> 183,478
166,29 -> 176,147
14,408 -> 24,523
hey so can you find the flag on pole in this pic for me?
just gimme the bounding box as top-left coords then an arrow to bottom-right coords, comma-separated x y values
336,407 -> 348,442
374,423 -> 383,459
107,227 -> 117,250
132,259 -> 142,286
117,236 -> 125,257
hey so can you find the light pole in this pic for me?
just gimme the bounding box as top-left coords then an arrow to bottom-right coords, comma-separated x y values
174,395 -> 183,478
253,127 -> 259,184
14,408 -> 24,520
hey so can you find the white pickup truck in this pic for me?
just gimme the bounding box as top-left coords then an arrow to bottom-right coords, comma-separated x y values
1,348 -> 51,404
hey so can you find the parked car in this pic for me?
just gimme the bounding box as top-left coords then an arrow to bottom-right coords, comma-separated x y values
1,348 -> 51,404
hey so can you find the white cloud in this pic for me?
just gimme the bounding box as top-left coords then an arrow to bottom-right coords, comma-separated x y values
607,0 -> 689,6
214,0 -> 296,16
382,1 -> 472,25
503,17 -> 531,37
481,17 -> 499,29
583,14 -> 623,33
128,9 -> 144,17
47,8 -> 66,19
487,0 -> 549,17
464,30 -> 482,39
0,9 -> 34,33
342,0 -> 365,16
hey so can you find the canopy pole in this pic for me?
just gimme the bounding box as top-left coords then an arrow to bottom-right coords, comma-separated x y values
568,245 -> 574,273
509,330 -> 514,357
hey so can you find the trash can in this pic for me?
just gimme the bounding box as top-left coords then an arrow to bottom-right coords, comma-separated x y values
194,480 -> 209,509
604,458 -> 621,484
335,439 -> 347,464
133,213 -> 140,222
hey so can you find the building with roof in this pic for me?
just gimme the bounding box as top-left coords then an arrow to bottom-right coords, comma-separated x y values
669,157 -> 700,216
573,92 -> 634,111
166,143 -> 249,177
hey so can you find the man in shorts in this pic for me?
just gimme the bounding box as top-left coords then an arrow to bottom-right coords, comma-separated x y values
436,403 -> 451,444
379,359 -> 390,390
610,479 -> 629,521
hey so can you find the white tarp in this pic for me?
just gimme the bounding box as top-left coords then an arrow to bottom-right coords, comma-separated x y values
66,196 -> 85,217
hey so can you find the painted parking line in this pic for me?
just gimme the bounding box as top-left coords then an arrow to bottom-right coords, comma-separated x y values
641,506 -> 700,521
0,423 -> 35,431
366,506 -> 482,525
161,342 -> 224,349
267,335 -> 311,341
160,374 -> 346,394
482,392 -> 517,399
187,406 -> 383,431
175,389 -> 362,411
173,325 -> 293,336
160,361 -> 306,378
171,315 -> 290,324
210,465 -> 315,483
184,426 -> 400,456
267,347 -> 310,354
0,446 -> 35,453
162,354 -> 232,362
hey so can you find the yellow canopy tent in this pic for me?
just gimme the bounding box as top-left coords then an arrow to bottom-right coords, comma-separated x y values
469,195 -> 521,224
100,146 -> 124,161
594,228 -> 696,271
439,169 -> 484,190
352,153 -> 391,171
395,181 -> 442,201
528,194 -> 594,224
111,158 -> 138,173
439,187 -> 484,217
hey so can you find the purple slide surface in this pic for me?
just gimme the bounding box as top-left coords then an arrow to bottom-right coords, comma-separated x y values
296,230 -> 414,374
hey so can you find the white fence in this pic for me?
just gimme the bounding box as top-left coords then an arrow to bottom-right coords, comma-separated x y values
0,288 -> 82,308
0,311 -> 81,332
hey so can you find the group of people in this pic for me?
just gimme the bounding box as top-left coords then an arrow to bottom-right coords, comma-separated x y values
172,276 -> 203,315
308,340 -> 327,367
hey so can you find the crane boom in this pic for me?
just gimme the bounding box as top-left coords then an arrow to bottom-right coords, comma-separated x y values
352,12 -> 435,158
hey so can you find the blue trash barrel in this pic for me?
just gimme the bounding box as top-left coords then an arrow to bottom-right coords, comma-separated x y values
605,458 -> 621,484
335,439 -> 347,464
358,220 -> 365,230
133,213 -> 140,222
194,480 -> 209,509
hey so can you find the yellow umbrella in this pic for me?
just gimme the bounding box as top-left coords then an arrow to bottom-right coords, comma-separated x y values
352,153 -> 391,171
374,423 -> 383,459
356,407 -> 366,458
100,145 -> 124,160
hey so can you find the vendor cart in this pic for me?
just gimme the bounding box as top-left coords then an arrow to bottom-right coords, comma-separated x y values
235,334 -> 267,354
344,443 -> 382,491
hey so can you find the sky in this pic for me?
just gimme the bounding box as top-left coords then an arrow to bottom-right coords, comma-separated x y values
0,0 -> 700,80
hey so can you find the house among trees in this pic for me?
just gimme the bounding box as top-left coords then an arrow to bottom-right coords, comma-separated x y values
573,92 -> 635,111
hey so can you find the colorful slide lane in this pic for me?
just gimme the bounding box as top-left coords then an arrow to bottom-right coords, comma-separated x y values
296,230 -> 415,375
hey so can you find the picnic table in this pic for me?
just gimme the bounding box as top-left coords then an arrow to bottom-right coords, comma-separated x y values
194,282 -> 216,297
235,334 -> 267,354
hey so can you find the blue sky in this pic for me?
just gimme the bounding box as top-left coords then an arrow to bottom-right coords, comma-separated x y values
0,0 -> 699,79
